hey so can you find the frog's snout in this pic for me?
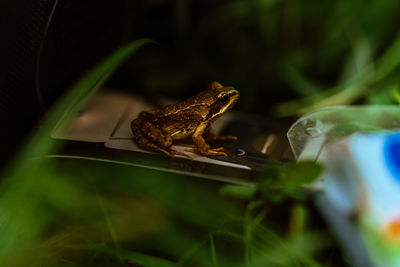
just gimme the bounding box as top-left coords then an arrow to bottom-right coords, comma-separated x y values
229,89 -> 240,100
225,87 -> 239,98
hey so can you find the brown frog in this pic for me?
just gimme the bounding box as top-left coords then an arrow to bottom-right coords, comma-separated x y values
131,82 -> 239,158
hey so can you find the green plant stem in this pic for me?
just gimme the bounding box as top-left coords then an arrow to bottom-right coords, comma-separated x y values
209,232 -> 218,267
244,200 -> 268,266
96,193 -> 122,264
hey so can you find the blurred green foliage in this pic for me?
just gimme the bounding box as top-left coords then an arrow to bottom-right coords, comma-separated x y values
3,0 -> 400,265
221,161 -> 322,202
0,157 -> 328,266
0,39 -> 336,266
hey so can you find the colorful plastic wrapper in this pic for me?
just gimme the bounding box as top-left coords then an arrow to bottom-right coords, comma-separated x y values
287,105 -> 400,161
286,106 -> 400,267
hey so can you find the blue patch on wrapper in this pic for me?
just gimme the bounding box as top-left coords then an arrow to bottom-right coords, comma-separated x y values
384,132 -> 400,182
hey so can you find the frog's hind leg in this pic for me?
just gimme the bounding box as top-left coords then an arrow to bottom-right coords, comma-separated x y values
140,138 -> 192,160
136,136 -> 170,156
142,140 -> 193,160
131,119 -> 192,160
131,119 -> 168,154
133,130 -> 192,159
141,121 -> 173,148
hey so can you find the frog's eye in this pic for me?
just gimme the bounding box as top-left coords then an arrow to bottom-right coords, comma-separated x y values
220,93 -> 230,104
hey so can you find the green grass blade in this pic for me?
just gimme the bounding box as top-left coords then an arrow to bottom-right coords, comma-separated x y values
96,193 -> 122,264
63,244 -> 176,267
0,38 -> 154,260
209,232 -> 218,267
274,33 -> 400,116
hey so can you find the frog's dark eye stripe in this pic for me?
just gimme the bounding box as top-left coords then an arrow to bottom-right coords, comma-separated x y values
205,91 -> 237,120
206,104 -> 223,119
206,98 -> 227,119
219,93 -> 230,104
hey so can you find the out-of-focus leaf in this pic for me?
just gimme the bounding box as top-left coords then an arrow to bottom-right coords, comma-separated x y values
251,229 -> 330,267
274,32 -> 400,116
0,38 -> 154,261
64,244 -> 176,267
284,161 -> 322,187
258,161 -> 322,202
283,64 -> 325,96
220,184 -> 257,200
367,86 -> 395,104
392,85 -> 400,104
288,204 -> 307,238
339,30 -> 373,83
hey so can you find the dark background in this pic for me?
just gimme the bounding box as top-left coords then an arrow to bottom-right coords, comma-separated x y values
0,0 -> 124,167
1,0 -> 400,167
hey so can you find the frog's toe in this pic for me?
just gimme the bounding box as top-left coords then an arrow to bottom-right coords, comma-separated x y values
145,143 -> 171,157
184,148 -> 197,153
207,149 -> 228,157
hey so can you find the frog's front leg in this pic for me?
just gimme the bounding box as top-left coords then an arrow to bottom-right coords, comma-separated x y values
187,123 -> 228,156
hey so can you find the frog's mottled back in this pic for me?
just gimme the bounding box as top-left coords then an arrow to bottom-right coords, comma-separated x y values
160,82 -> 239,117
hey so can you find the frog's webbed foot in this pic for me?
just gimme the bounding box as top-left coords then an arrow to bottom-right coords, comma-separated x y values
135,136 -> 193,160
151,146 -> 192,160
132,119 -> 193,160
154,146 -> 193,160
